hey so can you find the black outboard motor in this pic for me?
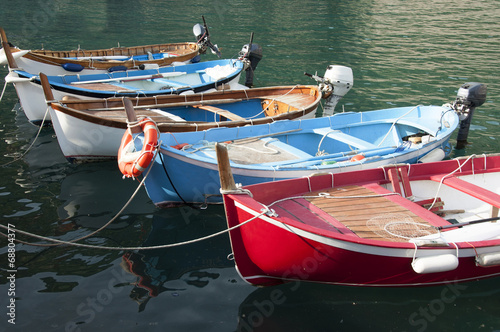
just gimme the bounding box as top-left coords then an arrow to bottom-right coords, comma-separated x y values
451,82 -> 487,149
238,33 -> 262,87
193,16 -> 221,57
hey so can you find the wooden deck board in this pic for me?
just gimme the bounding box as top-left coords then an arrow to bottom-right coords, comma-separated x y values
301,185 -> 439,242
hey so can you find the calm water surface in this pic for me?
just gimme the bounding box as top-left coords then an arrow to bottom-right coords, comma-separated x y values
1,1 -> 499,331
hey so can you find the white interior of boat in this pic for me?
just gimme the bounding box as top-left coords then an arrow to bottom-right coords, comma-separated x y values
204,64 -> 238,80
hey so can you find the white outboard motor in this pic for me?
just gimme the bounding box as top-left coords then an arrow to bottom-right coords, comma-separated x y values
193,16 -> 221,57
306,65 -> 353,116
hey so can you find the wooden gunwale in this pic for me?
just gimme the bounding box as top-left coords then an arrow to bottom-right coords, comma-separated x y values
31,42 -> 197,57
61,85 -> 320,111
18,42 -> 200,69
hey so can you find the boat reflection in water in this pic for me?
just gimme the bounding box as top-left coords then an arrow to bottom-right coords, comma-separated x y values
117,207 -> 233,311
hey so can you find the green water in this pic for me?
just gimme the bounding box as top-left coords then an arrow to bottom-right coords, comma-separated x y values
1,0 -> 499,331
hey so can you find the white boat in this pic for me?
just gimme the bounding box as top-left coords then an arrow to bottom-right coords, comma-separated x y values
6,59 -> 246,125
0,17 -> 219,75
41,82 -> 322,162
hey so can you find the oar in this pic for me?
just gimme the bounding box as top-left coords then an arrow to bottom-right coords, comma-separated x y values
71,71 -> 186,85
436,216 -> 500,231
216,143 -> 237,192
220,128 -> 302,144
39,73 -> 55,103
276,145 -> 398,167
0,27 -> 19,69
122,97 -> 141,134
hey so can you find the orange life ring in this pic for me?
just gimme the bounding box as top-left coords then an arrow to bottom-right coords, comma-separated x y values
118,118 -> 158,178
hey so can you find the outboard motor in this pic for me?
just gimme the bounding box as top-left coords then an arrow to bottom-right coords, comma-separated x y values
238,33 -> 262,87
306,65 -> 353,116
449,82 -> 487,149
193,16 -> 221,57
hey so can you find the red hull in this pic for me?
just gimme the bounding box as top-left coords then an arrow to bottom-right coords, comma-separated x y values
222,154 -> 500,287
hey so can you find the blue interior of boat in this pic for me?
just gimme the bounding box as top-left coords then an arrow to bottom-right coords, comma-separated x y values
155,105 -> 456,171
158,99 -> 266,122
18,59 -> 242,88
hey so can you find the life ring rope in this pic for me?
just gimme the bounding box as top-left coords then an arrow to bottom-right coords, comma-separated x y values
118,117 -> 159,178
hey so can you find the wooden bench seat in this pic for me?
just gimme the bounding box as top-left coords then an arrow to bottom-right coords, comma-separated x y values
194,104 -> 245,121
430,175 -> 500,209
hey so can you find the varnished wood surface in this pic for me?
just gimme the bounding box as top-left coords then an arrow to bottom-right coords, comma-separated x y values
273,185 -> 438,242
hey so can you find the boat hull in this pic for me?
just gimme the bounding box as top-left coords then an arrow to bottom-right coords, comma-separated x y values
8,59 -> 245,124
49,107 -> 125,161
1,43 -> 199,75
222,154 -> 500,286
142,106 -> 459,206
48,85 -> 321,161
228,202 -> 500,286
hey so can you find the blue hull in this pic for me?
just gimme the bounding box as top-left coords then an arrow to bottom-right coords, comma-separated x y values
140,105 -> 460,206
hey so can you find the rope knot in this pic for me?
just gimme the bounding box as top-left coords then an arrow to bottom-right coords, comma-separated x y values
219,183 -> 253,197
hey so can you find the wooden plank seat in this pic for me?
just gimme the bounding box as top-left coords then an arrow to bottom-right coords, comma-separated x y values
430,175 -> 500,214
269,182 -> 451,242
193,104 -> 245,121
272,197 -> 358,237
312,127 -> 378,150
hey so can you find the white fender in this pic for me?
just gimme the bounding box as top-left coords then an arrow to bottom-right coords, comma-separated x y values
476,252 -> 500,267
412,254 -> 458,274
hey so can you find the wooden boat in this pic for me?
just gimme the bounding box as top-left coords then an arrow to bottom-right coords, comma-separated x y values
40,78 -> 322,161
134,103 -> 461,207
0,20 -> 219,75
7,59 -> 246,124
1,40 -> 200,74
217,148 -> 500,287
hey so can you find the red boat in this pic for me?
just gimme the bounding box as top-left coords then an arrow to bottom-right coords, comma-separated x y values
217,144 -> 500,287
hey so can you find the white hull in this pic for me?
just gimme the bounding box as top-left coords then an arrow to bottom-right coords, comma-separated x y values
50,107 -> 126,161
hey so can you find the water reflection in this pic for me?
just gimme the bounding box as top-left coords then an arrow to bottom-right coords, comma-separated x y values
57,161 -> 153,229
118,207 -> 233,312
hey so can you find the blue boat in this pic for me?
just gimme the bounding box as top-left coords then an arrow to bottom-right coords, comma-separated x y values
134,104 -> 461,207
6,59 -> 246,124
